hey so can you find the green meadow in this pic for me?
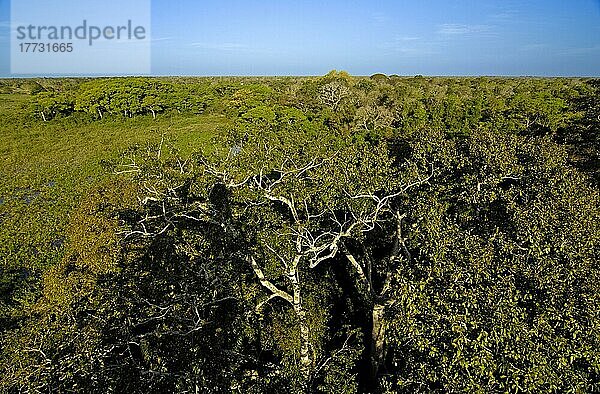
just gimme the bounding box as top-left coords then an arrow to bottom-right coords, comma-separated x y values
0,90 -> 227,274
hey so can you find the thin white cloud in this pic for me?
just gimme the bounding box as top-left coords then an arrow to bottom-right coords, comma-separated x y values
190,42 -> 249,51
396,36 -> 420,42
80,36 -> 168,46
489,10 -> 519,22
438,24 -> 469,35
372,12 -> 390,25
519,43 -> 549,51
377,38 -> 437,57
438,23 -> 493,35
557,46 -> 600,56
395,47 -> 438,56
1,21 -> 31,36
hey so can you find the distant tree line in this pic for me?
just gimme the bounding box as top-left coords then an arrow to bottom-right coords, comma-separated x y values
30,78 -> 214,121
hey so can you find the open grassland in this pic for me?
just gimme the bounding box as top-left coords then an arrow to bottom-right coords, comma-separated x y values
0,93 -> 227,275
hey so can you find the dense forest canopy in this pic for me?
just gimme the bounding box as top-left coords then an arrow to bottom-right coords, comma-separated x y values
0,72 -> 599,393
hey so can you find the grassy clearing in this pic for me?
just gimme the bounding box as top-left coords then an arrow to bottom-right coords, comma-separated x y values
0,94 -> 228,273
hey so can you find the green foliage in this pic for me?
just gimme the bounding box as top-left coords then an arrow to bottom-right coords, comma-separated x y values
229,83 -> 276,114
69,78 -> 213,119
382,128 -> 600,392
0,178 -> 135,392
321,70 -> 354,85
32,91 -> 75,120
1,75 -> 600,393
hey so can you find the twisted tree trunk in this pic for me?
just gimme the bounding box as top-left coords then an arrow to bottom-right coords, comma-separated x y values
369,303 -> 387,385
248,255 -> 313,392
289,266 -> 312,390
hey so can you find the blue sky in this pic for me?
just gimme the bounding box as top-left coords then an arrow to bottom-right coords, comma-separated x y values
1,0 -> 599,76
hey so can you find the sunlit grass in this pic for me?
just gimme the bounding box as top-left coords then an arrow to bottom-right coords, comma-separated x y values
0,94 -> 229,273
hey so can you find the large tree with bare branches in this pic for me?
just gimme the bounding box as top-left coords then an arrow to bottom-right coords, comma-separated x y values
5,75 -> 599,394
111,113 -> 434,391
